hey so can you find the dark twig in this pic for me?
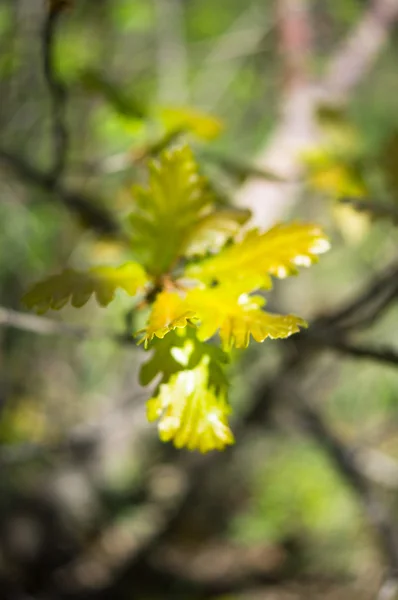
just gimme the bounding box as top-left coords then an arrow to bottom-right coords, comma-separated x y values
295,397 -> 398,577
305,331 -> 398,368
0,149 -> 123,237
42,4 -> 68,181
0,306 -> 136,346
316,259 -> 398,331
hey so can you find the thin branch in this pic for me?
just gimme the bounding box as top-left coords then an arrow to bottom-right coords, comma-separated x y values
316,259 -> 398,331
0,305 -> 135,346
305,330 -> 398,368
236,0 -> 398,228
0,148 -> 123,237
42,2 -> 69,181
295,397 -> 398,576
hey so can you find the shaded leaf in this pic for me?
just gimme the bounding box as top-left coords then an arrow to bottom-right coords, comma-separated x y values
186,223 -> 330,292
147,357 -> 234,453
22,262 -> 148,313
139,327 -> 229,389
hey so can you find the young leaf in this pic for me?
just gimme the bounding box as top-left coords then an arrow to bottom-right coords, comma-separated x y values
185,223 -> 329,292
22,262 -> 148,313
186,286 -> 307,349
139,290 -> 196,347
128,145 -> 213,274
147,357 -> 234,453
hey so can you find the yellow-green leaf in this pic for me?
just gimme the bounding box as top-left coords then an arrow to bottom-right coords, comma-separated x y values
22,262 -> 148,313
182,208 -> 251,257
147,357 -> 234,453
186,223 -> 329,292
128,145 -> 213,274
303,149 -> 366,199
139,290 -> 196,347
186,285 -> 307,349
159,106 -> 224,140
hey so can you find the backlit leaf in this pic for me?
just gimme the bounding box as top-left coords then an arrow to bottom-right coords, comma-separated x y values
138,290 -> 196,347
22,262 -> 148,313
128,145 -> 213,274
147,357 -> 234,453
186,285 -> 307,349
159,106 -> 224,140
186,223 -> 329,292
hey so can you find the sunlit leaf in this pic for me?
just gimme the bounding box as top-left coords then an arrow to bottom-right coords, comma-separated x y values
22,262 -> 148,313
128,145 -> 214,274
182,208 -> 251,257
138,290 -> 196,347
159,106 -> 224,140
186,285 -> 307,349
186,223 -> 330,292
147,357 -> 234,453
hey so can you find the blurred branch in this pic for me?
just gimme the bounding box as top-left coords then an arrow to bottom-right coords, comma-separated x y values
42,2 -> 69,181
276,0 -> 312,90
295,397 -> 398,576
237,0 -> 398,227
0,306 -> 138,348
313,257 -> 398,331
323,0 -> 398,100
307,334 -> 398,367
0,149 -> 123,237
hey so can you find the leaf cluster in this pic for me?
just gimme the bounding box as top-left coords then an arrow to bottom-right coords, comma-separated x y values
23,145 -> 329,452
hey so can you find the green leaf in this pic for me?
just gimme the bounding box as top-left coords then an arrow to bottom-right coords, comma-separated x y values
137,290 -> 196,347
185,223 -> 330,292
128,145 -> 214,274
159,106 -> 224,140
147,356 -> 234,453
182,208 -> 251,257
22,262 -> 148,313
186,285 -> 307,349
139,327 -> 229,389
139,284 -> 307,350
